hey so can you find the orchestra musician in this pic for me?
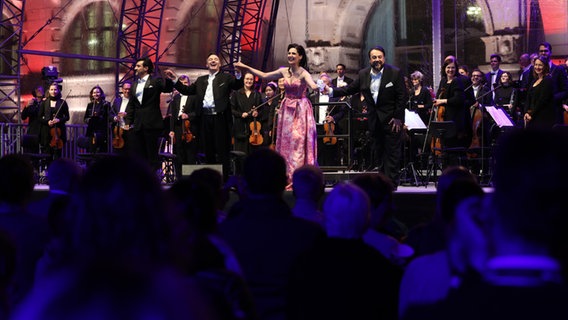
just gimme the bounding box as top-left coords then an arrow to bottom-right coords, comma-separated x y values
165,75 -> 199,177
433,58 -> 470,150
84,85 -> 111,153
111,81 -> 132,154
39,82 -> 70,160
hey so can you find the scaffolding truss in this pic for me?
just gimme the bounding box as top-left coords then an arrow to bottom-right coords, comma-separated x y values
0,0 -> 25,122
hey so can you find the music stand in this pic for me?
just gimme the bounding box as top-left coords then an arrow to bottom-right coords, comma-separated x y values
425,121 -> 455,185
400,110 -> 427,186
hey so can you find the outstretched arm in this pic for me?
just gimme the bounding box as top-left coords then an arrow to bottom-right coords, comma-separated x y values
302,69 -> 320,91
234,61 -> 284,80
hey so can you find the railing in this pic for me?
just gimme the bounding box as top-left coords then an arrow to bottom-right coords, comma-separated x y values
0,122 -> 88,161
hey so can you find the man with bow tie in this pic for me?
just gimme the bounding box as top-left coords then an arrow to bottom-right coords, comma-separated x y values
327,46 -> 407,188
125,57 -> 174,171
485,54 -> 504,102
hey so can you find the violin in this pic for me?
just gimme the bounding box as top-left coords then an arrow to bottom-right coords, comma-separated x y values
49,125 -> 63,149
182,119 -> 193,143
322,105 -> 338,145
323,121 -> 337,145
112,125 -> 125,149
49,105 -> 64,150
249,117 -> 263,146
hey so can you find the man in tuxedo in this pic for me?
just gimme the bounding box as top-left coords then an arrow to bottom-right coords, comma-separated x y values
537,42 -> 568,124
313,73 -> 347,166
111,81 -> 132,154
517,53 -> 533,115
164,53 -> 243,179
332,63 -> 353,88
485,54 -> 504,102
329,45 -> 407,188
125,57 -> 174,170
165,75 -> 198,177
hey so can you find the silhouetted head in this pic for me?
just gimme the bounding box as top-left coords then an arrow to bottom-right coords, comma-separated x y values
324,183 -> 370,239
243,148 -> 287,195
0,154 -> 35,206
292,165 -> 324,202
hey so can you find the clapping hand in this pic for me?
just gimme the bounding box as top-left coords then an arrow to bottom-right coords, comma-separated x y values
164,69 -> 177,80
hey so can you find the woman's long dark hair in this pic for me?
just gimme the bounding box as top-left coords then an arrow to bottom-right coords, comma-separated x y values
287,43 -> 309,76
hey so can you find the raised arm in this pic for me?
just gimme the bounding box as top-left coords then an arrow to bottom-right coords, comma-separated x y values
233,61 -> 284,80
301,69 -> 320,91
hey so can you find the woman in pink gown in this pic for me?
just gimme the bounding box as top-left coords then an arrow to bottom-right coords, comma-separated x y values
235,43 -> 319,183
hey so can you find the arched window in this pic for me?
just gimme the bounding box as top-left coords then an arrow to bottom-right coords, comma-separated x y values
60,2 -> 117,74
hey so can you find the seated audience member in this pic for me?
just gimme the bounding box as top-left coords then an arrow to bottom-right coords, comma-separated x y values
291,165 -> 325,225
11,262 -> 216,320
352,172 -> 414,265
404,128 -> 568,320
288,183 -> 402,320
219,148 -> 325,320
28,158 -> 83,221
0,154 -> 50,309
23,155 -> 222,318
405,166 -> 480,257
166,175 -> 256,320
35,155 -> 171,276
399,167 -> 483,317
189,168 -> 230,223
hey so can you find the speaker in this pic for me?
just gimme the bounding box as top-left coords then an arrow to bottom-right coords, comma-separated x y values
182,164 -> 223,176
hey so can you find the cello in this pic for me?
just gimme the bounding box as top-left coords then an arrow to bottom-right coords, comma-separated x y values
467,103 -> 483,158
430,87 -> 446,156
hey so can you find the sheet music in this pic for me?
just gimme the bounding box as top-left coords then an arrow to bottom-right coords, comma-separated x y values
485,106 -> 514,127
405,109 -> 427,130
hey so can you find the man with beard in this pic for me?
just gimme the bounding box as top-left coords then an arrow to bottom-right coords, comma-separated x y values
327,46 -> 407,188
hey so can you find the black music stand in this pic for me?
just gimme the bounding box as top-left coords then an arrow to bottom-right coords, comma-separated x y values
400,110 -> 427,186
425,121 -> 456,186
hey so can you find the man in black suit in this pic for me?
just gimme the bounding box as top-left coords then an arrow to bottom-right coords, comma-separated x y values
125,58 -> 174,170
485,54 -> 504,102
517,53 -> 534,116
165,74 -> 198,176
164,53 -> 243,179
332,63 -> 353,87
329,45 -> 407,187
537,42 -> 568,124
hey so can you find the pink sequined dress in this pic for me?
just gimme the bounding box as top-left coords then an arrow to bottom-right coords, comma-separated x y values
275,78 -> 318,181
